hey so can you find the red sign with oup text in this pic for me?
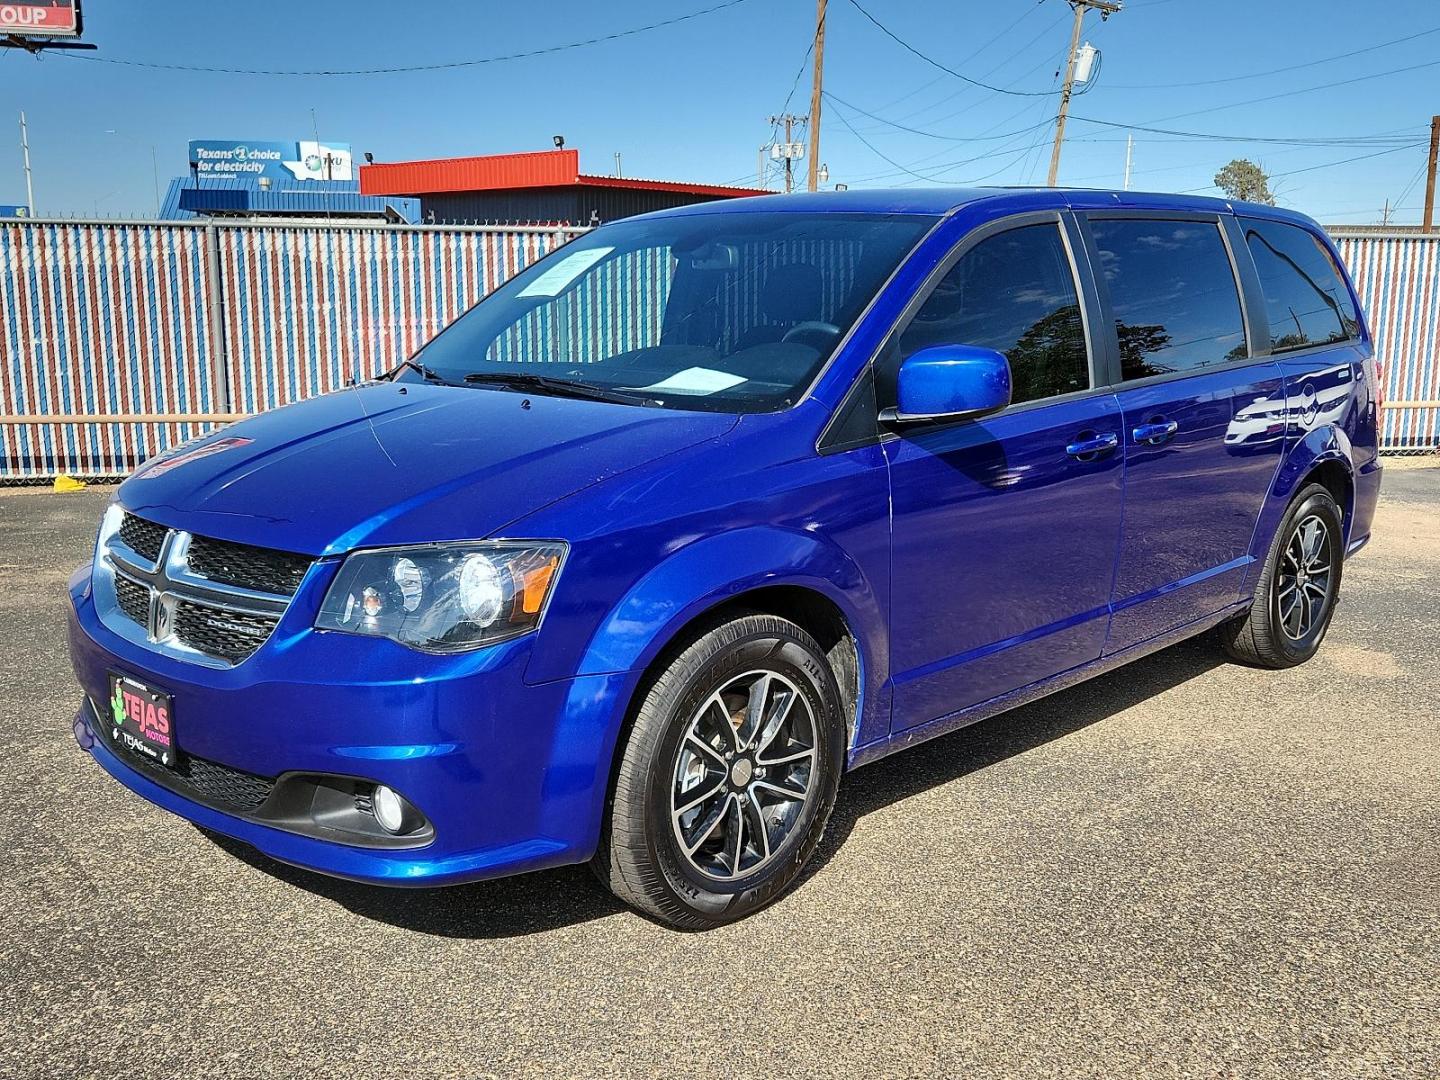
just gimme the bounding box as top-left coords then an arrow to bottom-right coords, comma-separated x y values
0,2 -> 80,37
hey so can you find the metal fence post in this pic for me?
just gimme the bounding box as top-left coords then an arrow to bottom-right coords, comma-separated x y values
203,223 -> 231,414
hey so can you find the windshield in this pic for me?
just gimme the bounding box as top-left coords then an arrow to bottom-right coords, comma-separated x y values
411,210 -> 937,412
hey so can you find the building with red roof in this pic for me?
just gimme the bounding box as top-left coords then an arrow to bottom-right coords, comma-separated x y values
359,148 -> 768,226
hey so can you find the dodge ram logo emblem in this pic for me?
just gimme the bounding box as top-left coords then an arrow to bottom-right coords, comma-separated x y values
153,599 -> 172,640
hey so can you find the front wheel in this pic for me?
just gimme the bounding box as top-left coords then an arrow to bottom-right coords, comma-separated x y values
1220,482 -> 1344,668
593,614 -> 845,929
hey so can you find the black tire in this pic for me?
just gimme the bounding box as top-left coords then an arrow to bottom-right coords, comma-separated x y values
1220,482 -> 1344,668
592,614 -> 846,929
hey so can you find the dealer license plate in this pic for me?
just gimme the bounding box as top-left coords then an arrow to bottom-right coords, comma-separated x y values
105,674 -> 177,768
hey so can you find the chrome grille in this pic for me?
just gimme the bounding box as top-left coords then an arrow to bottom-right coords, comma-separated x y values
171,599 -> 277,663
188,534 -> 311,595
118,513 -> 166,563
113,573 -> 151,626
95,512 -> 313,667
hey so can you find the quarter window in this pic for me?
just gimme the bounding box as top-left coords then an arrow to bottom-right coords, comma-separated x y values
1242,218 -> 1358,352
1088,218 -> 1248,380
894,223 -> 1090,406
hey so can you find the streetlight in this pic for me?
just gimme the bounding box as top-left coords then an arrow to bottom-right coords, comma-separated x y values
105,129 -> 161,217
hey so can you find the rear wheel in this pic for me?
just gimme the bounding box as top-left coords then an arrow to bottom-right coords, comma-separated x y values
593,614 -> 845,929
1220,483 -> 1343,668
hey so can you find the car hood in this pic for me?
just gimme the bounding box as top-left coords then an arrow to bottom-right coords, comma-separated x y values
118,382 -> 738,555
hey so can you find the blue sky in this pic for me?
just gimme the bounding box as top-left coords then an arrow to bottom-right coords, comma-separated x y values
1,0 -> 1435,223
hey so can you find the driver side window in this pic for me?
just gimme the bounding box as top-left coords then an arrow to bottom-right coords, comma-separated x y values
889,222 -> 1091,406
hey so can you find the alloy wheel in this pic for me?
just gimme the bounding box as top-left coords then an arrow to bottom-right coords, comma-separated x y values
670,669 -> 817,882
1277,513 -> 1334,641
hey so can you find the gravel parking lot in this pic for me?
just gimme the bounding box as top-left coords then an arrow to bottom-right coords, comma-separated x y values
2,462 -> 1437,1079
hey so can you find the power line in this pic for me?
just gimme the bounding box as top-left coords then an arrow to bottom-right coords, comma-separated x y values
1105,25 -> 1440,90
752,9 -> 822,192
828,88 -> 1421,190
1068,116 -> 1425,147
841,94 -> 1053,183
864,28 -> 1070,139
1394,156 -> 1430,208
1141,56 -> 1440,126
1017,98 -> 1064,185
843,0 -> 1058,97
830,97 -> 1050,184
1268,142 -> 1427,180
866,0 -> 1049,116
1062,131 -> 1415,187
837,56 -> 1067,186
823,90 -> 1061,143
780,40 -> 817,117
57,0 -> 753,75
829,100 -> 948,181
1318,206 -> 1421,219
1177,142 -> 1426,195
1047,0 -> 1121,186
947,135 -> 1053,188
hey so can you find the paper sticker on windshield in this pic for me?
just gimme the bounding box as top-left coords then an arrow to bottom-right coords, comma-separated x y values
517,247 -> 614,298
638,367 -> 747,396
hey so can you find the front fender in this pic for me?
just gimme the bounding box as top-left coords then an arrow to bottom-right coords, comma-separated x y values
572,525 -> 889,750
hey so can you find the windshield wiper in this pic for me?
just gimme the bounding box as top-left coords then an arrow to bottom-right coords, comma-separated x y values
462,371 -> 657,406
386,358 -> 448,384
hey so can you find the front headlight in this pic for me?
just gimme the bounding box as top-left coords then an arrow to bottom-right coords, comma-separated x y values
315,541 -> 566,653
95,502 -> 124,565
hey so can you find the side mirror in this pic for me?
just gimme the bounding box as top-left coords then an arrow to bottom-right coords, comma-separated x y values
891,344 -> 1012,423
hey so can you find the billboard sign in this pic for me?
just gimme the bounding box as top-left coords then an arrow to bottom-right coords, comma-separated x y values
0,1 -> 81,37
188,139 -> 354,184
0,205 -> 31,218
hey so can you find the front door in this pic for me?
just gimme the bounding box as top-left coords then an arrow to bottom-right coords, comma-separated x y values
882,216 -> 1125,733
1078,213 -> 1286,654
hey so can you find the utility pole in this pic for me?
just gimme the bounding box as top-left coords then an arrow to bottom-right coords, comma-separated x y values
768,113 -> 806,194
807,0 -> 828,192
784,114 -> 798,194
1047,0 -> 1121,188
1123,134 -> 1134,191
19,111 -> 34,213
1423,114 -> 1440,234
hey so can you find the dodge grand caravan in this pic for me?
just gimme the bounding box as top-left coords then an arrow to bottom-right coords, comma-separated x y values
69,188 -> 1382,928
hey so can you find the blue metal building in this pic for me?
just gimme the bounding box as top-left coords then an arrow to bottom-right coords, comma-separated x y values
159,176 -> 419,223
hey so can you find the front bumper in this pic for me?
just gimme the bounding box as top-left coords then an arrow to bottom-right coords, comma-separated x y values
67,565 -> 633,887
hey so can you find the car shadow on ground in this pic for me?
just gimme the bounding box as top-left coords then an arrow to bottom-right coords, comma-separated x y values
204,637 -> 1225,939
803,638 -> 1224,879
202,830 -> 629,937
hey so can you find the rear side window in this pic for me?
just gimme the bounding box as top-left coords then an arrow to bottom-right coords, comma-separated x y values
1088,218 -> 1248,380
1242,218 -> 1359,352
895,223 -> 1089,405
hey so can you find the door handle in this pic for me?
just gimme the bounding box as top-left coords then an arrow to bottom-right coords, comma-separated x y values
1132,420 -> 1179,445
1065,431 -> 1119,460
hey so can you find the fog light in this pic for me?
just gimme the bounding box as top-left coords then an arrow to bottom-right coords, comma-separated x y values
372,784 -> 409,834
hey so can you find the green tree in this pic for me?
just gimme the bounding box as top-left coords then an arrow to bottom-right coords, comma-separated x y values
1005,304 -> 1088,403
1213,159 -> 1276,205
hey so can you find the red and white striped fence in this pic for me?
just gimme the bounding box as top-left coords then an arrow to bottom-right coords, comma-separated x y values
1,220 -> 1436,480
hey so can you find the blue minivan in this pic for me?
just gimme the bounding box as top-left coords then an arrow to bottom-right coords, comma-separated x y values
69,188 -> 1382,928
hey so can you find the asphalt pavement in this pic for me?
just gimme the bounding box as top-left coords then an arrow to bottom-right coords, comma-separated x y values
1,460 -> 1437,1079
